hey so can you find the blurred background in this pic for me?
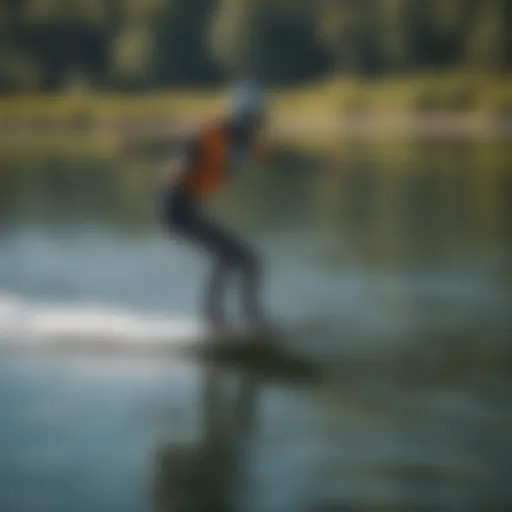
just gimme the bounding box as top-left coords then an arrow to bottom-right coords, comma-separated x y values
0,1 -> 511,511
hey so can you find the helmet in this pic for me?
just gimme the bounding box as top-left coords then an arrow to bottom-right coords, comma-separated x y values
228,82 -> 266,120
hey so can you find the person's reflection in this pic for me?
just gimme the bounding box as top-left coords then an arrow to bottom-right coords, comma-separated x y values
153,365 -> 258,512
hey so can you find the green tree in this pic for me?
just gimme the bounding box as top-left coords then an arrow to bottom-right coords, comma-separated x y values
210,0 -> 329,83
209,0 -> 255,75
154,0 -> 219,86
316,0 -> 383,76
110,23 -> 154,88
465,0 -> 509,72
378,0 -> 410,72
0,0 -> 510,92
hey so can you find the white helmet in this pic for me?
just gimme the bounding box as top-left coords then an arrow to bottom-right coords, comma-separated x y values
228,82 -> 266,120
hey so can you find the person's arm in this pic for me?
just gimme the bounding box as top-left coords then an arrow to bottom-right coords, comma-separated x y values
158,138 -> 199,190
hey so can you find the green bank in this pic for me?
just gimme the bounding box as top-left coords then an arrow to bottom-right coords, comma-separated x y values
0,75 -> 510,156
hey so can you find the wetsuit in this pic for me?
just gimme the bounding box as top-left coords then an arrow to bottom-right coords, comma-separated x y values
158,122 -> 263,327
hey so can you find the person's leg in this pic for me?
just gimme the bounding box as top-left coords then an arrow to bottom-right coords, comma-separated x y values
165,192 -> 232,327
194,218 -> 266,328
165,191 -> 266,328
204,257 -> 231,328
236,242 -> 265,327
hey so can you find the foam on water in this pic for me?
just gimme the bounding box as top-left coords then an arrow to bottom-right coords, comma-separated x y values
0,261 -> 508,359
0,293 -> 206,350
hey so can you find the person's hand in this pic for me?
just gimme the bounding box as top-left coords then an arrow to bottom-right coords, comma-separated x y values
158,154 -> 188,188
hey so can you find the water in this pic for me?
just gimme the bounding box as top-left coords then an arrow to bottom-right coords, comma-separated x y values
0,141 -> 511,511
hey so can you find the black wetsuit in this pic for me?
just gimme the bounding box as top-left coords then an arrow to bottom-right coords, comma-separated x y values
158,140 -> 263,327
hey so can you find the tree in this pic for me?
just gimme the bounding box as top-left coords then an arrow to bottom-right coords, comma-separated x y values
110,23 -> 154,89
210,0 -> 329,84
465,0 -> 509,72
316,0 -> 386,77
378,0 -> 412,72
209,0 -> 256,76
154,0 -> 219,86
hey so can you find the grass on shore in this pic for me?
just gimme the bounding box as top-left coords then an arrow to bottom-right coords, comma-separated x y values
0,73 -> 510,117
0,73 -> 510,156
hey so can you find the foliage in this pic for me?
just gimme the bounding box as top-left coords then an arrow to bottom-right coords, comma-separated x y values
0,0 -> 510,92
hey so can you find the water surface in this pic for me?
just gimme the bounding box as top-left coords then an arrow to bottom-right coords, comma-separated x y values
0,141 -> 511,511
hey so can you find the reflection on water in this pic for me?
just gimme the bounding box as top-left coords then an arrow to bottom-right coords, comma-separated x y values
153,368 -> 258,512
0,140 -> 511,511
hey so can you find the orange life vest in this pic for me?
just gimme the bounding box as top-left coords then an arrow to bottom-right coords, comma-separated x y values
183,120 -> 265,196
183,122 -> 229,196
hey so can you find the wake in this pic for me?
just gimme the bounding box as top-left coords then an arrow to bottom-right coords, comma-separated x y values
0,293 -> 206,354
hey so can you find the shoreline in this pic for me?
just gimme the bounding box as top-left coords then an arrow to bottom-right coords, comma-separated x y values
0,113 -> 510,157
0,80 -> 510,155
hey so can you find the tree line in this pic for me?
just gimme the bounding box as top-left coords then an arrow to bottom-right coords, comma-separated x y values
0,0 -> 510,92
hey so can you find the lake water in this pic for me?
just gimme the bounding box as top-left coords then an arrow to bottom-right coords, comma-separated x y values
0,140 -> 511,511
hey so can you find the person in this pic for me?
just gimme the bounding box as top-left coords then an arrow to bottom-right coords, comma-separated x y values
157,83 -> 270,334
